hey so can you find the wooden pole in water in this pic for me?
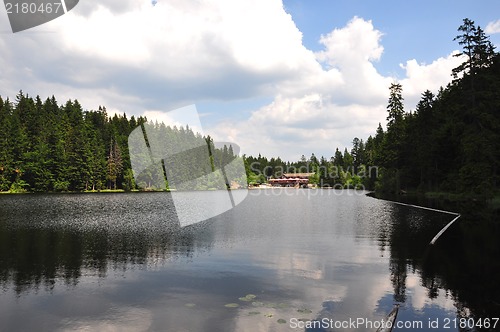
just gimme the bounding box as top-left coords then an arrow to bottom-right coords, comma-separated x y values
385,201 -> 461,245
429,214 -> 461,245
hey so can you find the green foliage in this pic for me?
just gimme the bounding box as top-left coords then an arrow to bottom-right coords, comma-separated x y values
53,180 -> 70,192
122,168 -> 136,191
107,139 -> 123,190
0,95 -> 247,193
0,93 -> 145,192
308,172 -> 319,185
244,148 -> 378,190
347,174 -> 363,190
386,83 -> 404,128
9,176 -> 29,193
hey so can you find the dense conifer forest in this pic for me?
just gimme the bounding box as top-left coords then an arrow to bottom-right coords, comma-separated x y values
0,95 -> 244,192
1,18 -> 498,199
0,94 -> 141,192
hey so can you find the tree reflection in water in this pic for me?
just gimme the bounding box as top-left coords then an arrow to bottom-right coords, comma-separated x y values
0,193 -> 215,295
381,195 -> 500,330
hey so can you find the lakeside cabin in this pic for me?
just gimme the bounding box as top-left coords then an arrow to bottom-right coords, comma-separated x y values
268,173 -> 315,188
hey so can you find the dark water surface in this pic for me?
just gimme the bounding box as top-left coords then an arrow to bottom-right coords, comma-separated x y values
0,190 -> 498,331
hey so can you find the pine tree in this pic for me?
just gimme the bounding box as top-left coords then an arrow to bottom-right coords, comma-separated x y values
107,139 -> 123,190
383,83 -> 405,170
342,148 -> 353,169
386,83 -> 404,128
452,18 -> 496,78
351,137 -> 361,172
452,18 -> 477,78
0,97 -> 13,191
413,90 -> 436,189
473,26 -> 496,70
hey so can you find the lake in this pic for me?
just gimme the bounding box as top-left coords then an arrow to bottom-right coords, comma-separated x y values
0,190 -> 499,331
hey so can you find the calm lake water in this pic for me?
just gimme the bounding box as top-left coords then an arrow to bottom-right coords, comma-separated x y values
0,190 -> 499,332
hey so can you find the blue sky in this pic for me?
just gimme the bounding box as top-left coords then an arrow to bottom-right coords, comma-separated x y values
1,0 -> 500,160
283,0 -> 500,75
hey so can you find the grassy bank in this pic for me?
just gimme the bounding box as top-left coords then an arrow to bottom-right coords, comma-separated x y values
0,189 -> 169,194
424,191 -> 471,201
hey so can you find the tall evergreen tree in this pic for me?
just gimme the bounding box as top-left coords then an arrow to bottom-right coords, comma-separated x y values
453,18 -> 496,78
383,83 -> 405,170
452,18 -> 478,78
0,97 -> 13,191
386,83 -> 404,128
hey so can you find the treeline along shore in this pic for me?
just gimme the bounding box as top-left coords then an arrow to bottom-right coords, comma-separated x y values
1,18 -> 499,200
0,94 -> 247,193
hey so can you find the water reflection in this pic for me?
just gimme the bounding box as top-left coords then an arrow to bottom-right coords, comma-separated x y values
0,190 -> 498,331
0,193 -> 216,294
373,193 -> 500,331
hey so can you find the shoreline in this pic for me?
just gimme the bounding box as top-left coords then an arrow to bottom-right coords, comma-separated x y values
0,187 -> 249,195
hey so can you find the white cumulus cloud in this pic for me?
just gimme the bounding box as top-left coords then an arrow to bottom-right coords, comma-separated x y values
315,17 -> 389,106
1,0 -> 317,113
399,51 -> 465,109
208,16 -> 461,160
485,19 -> 500,34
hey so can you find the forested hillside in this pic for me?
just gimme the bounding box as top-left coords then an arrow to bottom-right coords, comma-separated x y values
0,93 -> 142,192
363,19 -> 500,198
0,94 -> 241,192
